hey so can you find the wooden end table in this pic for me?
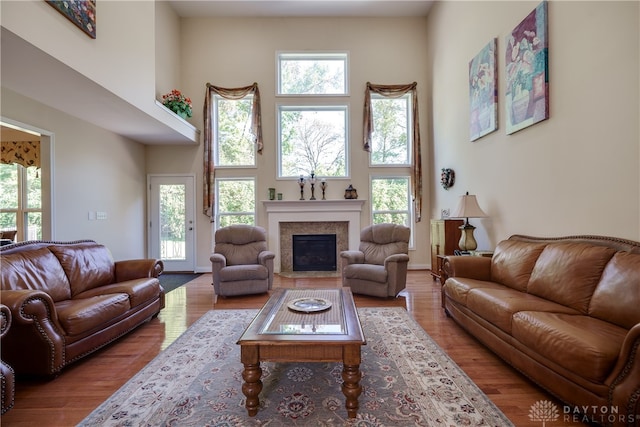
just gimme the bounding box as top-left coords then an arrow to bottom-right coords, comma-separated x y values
236,287 -> 366,418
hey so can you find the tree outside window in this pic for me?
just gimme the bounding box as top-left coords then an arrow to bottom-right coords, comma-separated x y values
371,176 -> 413,247
370,93 -> 411,165
0,163 -> 42,240
215,95 -> 255,167
215,178 -> 255,228
278,106 -> 347,178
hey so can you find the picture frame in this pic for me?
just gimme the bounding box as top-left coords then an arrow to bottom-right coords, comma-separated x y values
46,0 -> 96,39
505,1 -> 549,134
469,38 -> 498,141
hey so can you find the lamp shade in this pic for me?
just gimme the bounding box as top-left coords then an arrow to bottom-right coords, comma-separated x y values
451,193 -> 487,219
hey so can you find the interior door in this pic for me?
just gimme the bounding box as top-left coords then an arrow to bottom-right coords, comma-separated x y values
148,175 -> 196,272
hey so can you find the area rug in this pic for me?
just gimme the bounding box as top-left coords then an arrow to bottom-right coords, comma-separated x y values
78,308 -> 514,426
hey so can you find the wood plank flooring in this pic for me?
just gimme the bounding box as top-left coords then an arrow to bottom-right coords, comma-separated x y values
1,271 -> 587,426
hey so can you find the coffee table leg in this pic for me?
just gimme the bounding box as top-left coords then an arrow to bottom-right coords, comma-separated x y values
240,345 -> 262,416
342,345 -> 362,418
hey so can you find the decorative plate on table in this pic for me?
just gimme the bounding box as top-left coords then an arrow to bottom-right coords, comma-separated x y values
287,297 -> 332,313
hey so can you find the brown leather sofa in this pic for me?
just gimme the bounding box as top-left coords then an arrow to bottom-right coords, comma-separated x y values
1,304 -> 14,414
441,235 -> 640,426
0,240 -> 164,377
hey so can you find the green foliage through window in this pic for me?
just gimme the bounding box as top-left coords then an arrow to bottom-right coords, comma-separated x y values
215,96 -> 255,167
371,177 -> 412,241
216,179 -> 255,227
0,163 -> 41,239
370,94 -> 411,165
278,53 -> 347,95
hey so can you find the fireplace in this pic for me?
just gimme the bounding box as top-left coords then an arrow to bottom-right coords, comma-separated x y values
263,200 -> 365,273
293,234 -> 337,271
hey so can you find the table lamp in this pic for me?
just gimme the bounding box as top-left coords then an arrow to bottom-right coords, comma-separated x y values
450,191 -> 487,252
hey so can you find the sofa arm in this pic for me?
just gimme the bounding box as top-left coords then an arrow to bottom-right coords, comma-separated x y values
114,259 -> 164,282
385,254 -> 410,296
0,290 -> 66,376
441,256 -> 492,283
258,251 -> 275,290
607,323 -> 640,420
340,250 -> 364,266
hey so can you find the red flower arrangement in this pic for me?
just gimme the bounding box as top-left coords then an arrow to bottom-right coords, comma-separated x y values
162,89 -> 193,119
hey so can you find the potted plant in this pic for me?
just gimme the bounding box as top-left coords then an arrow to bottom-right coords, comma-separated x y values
162,89 -> 192,119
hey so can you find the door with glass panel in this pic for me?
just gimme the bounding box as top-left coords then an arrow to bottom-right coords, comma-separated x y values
148,175 -> 195,272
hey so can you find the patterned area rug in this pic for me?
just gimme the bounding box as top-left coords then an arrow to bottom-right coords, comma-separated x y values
78,308 -> 513,426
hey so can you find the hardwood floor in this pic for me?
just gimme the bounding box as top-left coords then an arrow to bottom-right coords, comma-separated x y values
1,271 -> 587,426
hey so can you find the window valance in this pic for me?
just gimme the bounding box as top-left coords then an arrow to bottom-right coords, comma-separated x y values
1,140 -> 41,169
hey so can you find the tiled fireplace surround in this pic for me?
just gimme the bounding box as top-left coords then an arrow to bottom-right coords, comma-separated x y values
263,200 -> 365,273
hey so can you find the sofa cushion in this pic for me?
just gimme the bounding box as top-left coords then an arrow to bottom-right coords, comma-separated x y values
443,278 -> 506,306
0,248 -> 71,302
73,278 -> 160,308
589,251 -> 640,329
466,288 -> 580,334
49,244 -> 115,296
344,264 -> 387,284
512,311 -> 626,383
491,240 -> 546,291
527,242 -> 616,313
219,264 -> 268,282
55,293 -> 130,336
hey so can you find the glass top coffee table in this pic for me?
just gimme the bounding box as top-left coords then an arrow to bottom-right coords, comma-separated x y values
237,287 -> 365,418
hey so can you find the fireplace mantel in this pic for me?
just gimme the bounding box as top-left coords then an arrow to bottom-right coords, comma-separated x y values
263,200 -> 365,273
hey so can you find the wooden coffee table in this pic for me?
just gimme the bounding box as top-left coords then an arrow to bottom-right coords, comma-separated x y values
237,287 -> 366,418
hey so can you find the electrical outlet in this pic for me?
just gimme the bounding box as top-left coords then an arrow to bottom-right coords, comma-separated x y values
441,208 -> 450,218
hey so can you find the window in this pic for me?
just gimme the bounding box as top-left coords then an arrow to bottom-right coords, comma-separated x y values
0,163 -> 42,240
371,176 -> 413,246
215,178 -> 255,228
277,52 -> 349,178
370,93 -> 412,165
214,95 -> 255,167
278,105 -> 348,177
277,52 -> 348,95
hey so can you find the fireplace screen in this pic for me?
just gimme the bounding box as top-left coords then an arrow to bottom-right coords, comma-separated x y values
292,234 -> 337,271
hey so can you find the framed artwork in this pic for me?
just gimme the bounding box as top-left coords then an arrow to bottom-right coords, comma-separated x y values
46,0 -> 96,39
469,38 -> 498,141
505,1 -> 548,134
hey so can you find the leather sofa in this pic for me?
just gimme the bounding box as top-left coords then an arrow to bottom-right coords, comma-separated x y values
1,304 -> 14,414
441,235 -> 640,426
0,240 -> 164,377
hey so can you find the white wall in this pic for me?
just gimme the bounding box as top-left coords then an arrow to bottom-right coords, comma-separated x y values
146,17 -> 432,271
426,1 -> 640,248
1,0 -> 157,111
2,88 -> 147,261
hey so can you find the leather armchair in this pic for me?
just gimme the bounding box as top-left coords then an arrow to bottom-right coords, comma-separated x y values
340,223 -> 410,298
210,225 -> 275,300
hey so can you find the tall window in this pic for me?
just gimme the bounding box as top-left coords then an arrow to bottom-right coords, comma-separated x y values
370,93 -> 412,166
214,95 -> 255,167
277,52 -> 349,178
0,163 -> 42,240
371,176 -> 413,247
215,178 -> 255,227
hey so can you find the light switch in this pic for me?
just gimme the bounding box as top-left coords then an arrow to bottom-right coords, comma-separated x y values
88,211 -> 96,221
96,211 -> 107,220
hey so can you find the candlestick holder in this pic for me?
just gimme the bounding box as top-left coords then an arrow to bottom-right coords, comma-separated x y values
309,172 -> 317,200
298,176 -> 306,200
321,180 -> 327,200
